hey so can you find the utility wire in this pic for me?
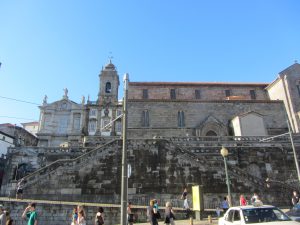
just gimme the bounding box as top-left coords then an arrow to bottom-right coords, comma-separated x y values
0,95 -> 40,105
0,116 -> 37,121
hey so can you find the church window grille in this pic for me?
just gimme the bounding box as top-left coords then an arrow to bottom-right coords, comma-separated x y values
89,109 -> 97,117
178,111 -> 185,127
142,89 -> 148,99
225,90 -> 231,97
57,115 -> 68,134
73,113 -> 81,131
250,90 -> 256,100
195,90 -> 201,99
142,110 -> 150,127
105,82 -> 112,93
170,89 -> 176,99
88,120 -> 96,132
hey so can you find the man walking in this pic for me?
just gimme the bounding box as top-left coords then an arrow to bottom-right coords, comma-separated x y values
22,202 -> 38,225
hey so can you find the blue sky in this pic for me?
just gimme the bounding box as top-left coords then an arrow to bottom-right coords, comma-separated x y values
0,0 -> 300,125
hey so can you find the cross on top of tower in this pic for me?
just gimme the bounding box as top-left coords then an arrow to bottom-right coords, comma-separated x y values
108,52 -> 114,63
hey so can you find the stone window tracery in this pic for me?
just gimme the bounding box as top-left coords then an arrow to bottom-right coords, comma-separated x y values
206,130 -> 217,136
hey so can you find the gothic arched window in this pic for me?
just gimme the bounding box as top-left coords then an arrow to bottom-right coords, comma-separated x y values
206,130 -> 217,136
105,82 -> 112,93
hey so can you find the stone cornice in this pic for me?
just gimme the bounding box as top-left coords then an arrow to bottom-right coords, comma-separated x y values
128,99 -> 284,104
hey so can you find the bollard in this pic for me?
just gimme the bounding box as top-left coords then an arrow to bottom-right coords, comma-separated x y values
208,215 -> 212,223
190,217 -> 193,225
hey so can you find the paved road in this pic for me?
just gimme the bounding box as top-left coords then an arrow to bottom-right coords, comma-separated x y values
136,218 -> 218,225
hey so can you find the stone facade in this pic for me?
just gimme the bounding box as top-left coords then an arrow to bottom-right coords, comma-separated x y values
2,61 -> 300,208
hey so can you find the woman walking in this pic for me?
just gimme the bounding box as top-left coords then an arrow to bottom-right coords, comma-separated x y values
164,202 -> 175,225
77,209 -> 86,225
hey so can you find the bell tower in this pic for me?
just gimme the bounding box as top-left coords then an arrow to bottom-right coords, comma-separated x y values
98,60 -> 120,106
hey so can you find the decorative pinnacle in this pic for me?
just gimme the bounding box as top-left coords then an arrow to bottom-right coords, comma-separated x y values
108,52 -> 113,63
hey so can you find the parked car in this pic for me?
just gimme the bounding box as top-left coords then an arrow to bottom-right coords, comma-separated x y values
286,204 -> 300,221
218,204 -> 297,225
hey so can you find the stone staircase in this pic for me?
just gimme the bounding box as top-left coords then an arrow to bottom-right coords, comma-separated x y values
20,139 -> 120,192
10,136 -> 299,206
157,137 -> 299,195
156,139 -> 267,189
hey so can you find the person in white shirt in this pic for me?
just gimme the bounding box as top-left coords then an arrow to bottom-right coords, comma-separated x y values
0,205 -> 7,225
183,198 -> 190,218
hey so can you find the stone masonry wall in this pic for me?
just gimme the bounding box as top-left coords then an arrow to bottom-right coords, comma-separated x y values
3,138 -> 299,207
127,100 -> 286,138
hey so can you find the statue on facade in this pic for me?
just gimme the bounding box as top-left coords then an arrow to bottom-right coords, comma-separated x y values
63,88 -> 68,99
82,95 -> 85,105
43,95 -> 48,105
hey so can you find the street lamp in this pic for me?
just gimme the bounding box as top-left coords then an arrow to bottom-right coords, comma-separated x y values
220,146 -> 232,206
120,73 -> 129,225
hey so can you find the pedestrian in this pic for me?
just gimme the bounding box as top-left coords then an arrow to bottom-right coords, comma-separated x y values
216,207 -> 221,217
153,199 -> 161,220
71,206 -> 78,225
16,178 -> 24,199
292,191 -> 299,206
181,188 -> 188,200
164,202 -> 175,225
22,202 -> 38,225
147,199 -> 158,225
251,193 -> 259,204
240,194 -> 247,206
95,207 -> 104,225
127,202 -> 134,225
77,209 -> 86,225
0,205 -> 6,225
220,197 -> 229,214
5,211 -> 13,225
183,196 -> 190,218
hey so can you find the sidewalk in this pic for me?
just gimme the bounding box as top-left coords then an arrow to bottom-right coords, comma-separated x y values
136,218 -> 218,225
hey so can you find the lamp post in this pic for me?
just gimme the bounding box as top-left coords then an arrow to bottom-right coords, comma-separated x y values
287,119 -> 300,186
120,73 -> 129,225
220,146 -> 232,206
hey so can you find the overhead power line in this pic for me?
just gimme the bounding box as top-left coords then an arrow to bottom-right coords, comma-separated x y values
0,116 -> 37,121
0,95 -> 40,105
